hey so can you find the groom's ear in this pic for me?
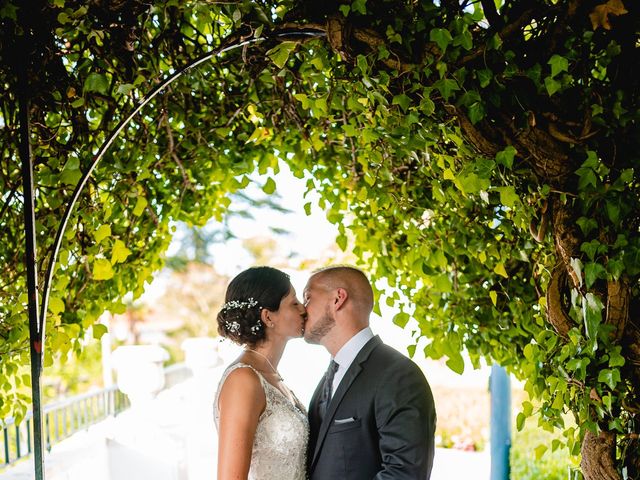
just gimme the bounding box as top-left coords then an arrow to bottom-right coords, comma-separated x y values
334,288 -> 348,311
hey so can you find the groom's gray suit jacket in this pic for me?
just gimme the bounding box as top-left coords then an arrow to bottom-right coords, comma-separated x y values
308,336 -> 436,480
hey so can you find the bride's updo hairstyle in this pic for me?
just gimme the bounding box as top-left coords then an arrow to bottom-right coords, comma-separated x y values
217,266 -> 291,345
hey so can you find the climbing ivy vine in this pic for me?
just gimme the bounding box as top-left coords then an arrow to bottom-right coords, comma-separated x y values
0,1 -> 638,477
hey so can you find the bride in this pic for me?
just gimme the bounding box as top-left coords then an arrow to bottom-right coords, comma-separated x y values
214,266 -> 309,480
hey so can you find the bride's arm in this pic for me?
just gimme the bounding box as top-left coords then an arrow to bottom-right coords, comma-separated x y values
217,367 -> 266,480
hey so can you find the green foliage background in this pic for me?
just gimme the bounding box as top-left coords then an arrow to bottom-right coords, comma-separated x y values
0,0 -> 638,476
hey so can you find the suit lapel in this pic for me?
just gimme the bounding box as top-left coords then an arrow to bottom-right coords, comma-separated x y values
310,336 -> 382,468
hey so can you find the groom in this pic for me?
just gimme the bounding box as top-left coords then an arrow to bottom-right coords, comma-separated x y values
303,266 -> 436,479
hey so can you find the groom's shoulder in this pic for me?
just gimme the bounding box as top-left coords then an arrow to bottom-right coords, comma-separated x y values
371,340 -> 422,371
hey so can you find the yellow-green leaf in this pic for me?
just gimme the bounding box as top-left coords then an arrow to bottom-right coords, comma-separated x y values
494,263 -> 508,278
93,258 -> 114,280
263,177 -> 276,195
111,239 -> 132,264
132,196 -> 147,216
94,224 -> 111,243
49,296 -> 65,315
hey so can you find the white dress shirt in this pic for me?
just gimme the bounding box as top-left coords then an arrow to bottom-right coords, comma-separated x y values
330,326 -> 374,396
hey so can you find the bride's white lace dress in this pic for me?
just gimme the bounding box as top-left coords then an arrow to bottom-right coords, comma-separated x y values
214,363 -> 309,480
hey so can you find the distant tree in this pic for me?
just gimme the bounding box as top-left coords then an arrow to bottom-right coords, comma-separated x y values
0,1 -> 638,477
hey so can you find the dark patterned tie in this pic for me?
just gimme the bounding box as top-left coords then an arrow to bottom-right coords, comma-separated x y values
318,360 -> 339,422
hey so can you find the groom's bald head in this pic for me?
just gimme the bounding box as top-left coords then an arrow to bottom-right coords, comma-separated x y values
311,266 -> 374,317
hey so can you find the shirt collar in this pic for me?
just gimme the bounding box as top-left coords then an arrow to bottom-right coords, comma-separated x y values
334,326 -> 374,369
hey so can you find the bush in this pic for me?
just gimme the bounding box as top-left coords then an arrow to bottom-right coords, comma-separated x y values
511,418 -> 582,480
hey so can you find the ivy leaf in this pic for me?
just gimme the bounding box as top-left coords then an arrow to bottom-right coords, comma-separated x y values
94,224 -> 111,244
393,312 -> 410,328
548,55 -> 569,78
266,41 -> 297,69
496,146 -> 517,169
83,73 -> 110,95
544,76 -> 561,96
430,28 -> 453,52
93,258 -> 114,280
516,412 -> 526,431
468,101 -> 485,124
434,78 -> 460,101
476,69 -> 492,88
92,324 -> 108,340
585,262 -> 606,288
392,94 -> 411,112
446,351 -> 465,375
48,296 -> 65,315
132,196 -> 147,216
262,177 -> 276,194
489,291 -> 497,306
494,263 -> 509,278
534,445 -> 548,460
497,186 -> 520,208
597,368 -> 621,390
111,239 -> 132,265
583,292 -> 604,339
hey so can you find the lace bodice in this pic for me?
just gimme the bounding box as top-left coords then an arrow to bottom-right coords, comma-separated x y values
214,363 -> 309,480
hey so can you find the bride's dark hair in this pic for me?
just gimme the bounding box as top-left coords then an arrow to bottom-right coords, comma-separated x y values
217,266 -> 291,345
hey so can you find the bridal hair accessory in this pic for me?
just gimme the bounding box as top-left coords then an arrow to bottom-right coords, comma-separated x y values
221,297 -> 263,335
221,297 -> 260,311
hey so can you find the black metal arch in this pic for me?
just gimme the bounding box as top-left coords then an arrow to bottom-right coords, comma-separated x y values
19,27 -> 326,479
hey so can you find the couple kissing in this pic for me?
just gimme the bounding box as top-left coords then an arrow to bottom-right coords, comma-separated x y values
214,265 -> 436,480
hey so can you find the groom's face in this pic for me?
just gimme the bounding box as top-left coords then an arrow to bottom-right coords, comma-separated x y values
302,276 -> 336,344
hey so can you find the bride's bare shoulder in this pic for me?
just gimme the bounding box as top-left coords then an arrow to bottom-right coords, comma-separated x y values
219,363 -> 265,409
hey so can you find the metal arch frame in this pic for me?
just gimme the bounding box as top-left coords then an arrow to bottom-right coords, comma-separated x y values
19,28 -> 326,480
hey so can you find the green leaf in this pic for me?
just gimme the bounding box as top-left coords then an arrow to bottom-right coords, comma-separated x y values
132,196 -> 147,216
534,444 -> 548,460
48,296 -> 65,315
490,291 -> 498,306
609,347 -> 625,368
393,312 -> 410,328
83,73 -> 110,95
111,239 -> 132,264
496,146 -> 517,169
392,94 -> 411,112
266,41 -> 297,69
262,177 -> 276,194
434,78 -> 460,101
94,224 -> 111,244
494,263 -> 508,278
468,101 -> 485,124
544,76 -> 561,96
446,351 -> 465,374
497,186 -> 519,208
116,83 -> 135,96
430,28 -> 453,52
598,368 -> 621,390
476,69 -> 492,88
92,324 -> 108,340
585,262 -> 606,288
93,258 -> 114,280
548,55 -> 569,78
583,292 -> 604,339
516,412 -> 526,431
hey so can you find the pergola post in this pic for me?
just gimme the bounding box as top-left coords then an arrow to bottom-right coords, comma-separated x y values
18,52 -> 45,480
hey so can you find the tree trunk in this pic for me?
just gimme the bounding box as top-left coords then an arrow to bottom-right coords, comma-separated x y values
581,430 -> 621,480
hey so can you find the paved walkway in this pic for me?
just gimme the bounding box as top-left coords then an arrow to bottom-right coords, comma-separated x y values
432,447 -> 490,479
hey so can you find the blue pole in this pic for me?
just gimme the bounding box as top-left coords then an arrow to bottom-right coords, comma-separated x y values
490,364 -> 511,480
